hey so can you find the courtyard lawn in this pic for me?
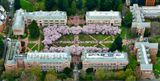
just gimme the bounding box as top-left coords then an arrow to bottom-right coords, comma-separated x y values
28,43 -> 35,49
32,45 -> 39,51
78,34 -> 94,41
55,43 -> 73,47
39,43 -> 44,51
27,43 -> 39,51
79,43 -> 96,47
90,34 -> 113,41
102,43 -> 112,48
58,34 -> 74,41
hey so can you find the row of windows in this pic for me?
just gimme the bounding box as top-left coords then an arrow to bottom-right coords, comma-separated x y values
90,66 -> 125,69
26,19 -> 65,22
40,62 -> 62,64
85,63 -> 127,66
41,65 -> 62,69
87,20 -> 120,23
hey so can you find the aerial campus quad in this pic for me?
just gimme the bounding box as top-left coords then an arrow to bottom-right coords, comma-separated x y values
0,0 -> 160,81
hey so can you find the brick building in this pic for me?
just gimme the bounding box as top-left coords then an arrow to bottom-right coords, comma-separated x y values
86,11 -> 122,26
5,40 -> 71,72
130,4 -> 160,36
145,0 -> 155,6
12,9 -> 67,35
81,50 -> 129,70
134,42 -> 158,79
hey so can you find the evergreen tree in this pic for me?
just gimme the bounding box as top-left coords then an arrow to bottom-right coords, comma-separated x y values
123,10 -> 133,27
14,0 -> 21,10
0,37 -> 3,58
109,34 -> 123,52
69,0 -> 77,15
28,20 -> 40,39
45,0 -> 55,11
100,0 -> 113,11
59,0 -> 69,11
86,0 -> 97,11
77,0 -> 83,10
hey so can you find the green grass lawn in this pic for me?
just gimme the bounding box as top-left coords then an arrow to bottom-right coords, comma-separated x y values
28,43 -> 35,49
90,34 -> 112,41
79,43 -> 96,47
39,43 -> 44,51
28,43 -> 38,51
102,43 -> 112,48
32,46 -> 39,51
79,34 -> 94,41
58,34 -> 74,41
55,43 -> 73,47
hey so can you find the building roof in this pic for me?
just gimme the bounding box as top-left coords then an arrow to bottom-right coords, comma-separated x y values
0,5 -> 7,25
82,51 -> 128,63
135,42 -> 158,49
23,10 -> 67,20
86,11 -> 121,20
24,52 -> 71,63
140,64 -> 153,70
12,9 -> 25,29
130,4 -> 160,29
141,5 -> 160,18
5,40 -> 71,65
12,9 -> 67,30
130,4 -> 151,29
135,42 -> 158,71
5,40 -> 20,64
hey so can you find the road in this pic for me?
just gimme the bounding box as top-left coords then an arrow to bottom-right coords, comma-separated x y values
2,0 -> 14,59
73,64 -> 80,81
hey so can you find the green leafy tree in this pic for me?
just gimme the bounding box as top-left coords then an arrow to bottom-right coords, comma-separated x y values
125,75 -> 136,81
28,20 -> 40,39
31,66 -> 42,80
59,0 -> 69,11
109,34 -> 123,52
35,2 -> 45,10
123,10 -> 133,27
58,73 -> 67,81
100,0 -> 113,11
19,66 -> 42,81
0,37 -> 4,58
84,74 -> 93,80
45,70 -> 57,81
14,0 -> 21,10
95,68 -> 107,80
0,0 -> 9,10
117,0 -> 123,11
1,69 -> 22,81
1,71 -> 14,81
69,0 -> 77,15
63,67 -> 72,77
86,68 -> 93,74
45,0 -> 55,11
86,0 -> 99,11
77,0 -> 83,10
125,69 -> 134,78
0,59 -> 4,80
156,0 -> 160,5
115,70 -> 125,80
